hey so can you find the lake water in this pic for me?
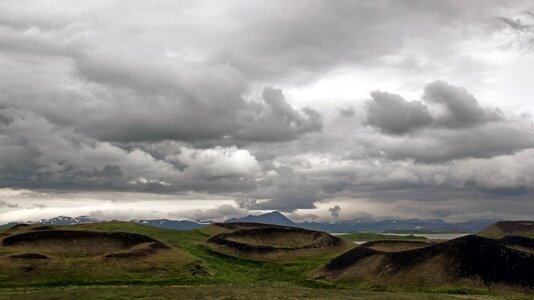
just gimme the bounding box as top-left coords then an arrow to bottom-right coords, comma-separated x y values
344,233 -> 470,244
385,233 -> 469,240
331,232 -> 469,240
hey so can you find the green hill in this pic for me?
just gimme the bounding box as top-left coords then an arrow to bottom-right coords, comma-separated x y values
1,221 -> 533,299
0,223 -> 205,287
478,221 -> 534,239
0,222 -> 351,288
205,223 -> 354,262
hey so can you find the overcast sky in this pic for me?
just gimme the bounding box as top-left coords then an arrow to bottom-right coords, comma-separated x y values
1,0 -> 534,223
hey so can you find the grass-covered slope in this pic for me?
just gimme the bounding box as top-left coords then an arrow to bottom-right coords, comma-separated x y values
0,222 -> 352,289
205,223 -> 354,261
478,221 -> 534,239
0,223 -> 204,287
314,235 -> 534,289
2,221 -> 534,299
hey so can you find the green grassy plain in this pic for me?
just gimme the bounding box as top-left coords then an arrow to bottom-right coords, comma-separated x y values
1,283 -> 525,300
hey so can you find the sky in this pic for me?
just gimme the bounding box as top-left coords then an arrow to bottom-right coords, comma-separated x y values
1,0 -> 534,223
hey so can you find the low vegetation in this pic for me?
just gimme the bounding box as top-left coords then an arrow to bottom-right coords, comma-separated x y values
314,235 -> 534,290
0,221 -> 533,299
2,283 -> 521,300
478,221 -> 534,239
205,223 -> 354,261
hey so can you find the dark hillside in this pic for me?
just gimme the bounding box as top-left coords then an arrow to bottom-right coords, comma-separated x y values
319,235 -> 534,288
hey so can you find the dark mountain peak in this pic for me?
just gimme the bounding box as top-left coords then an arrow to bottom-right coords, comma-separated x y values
225,211 -> 295,227
262,211 -> 286,218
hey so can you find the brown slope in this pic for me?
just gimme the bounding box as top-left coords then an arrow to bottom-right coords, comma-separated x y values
206,222 -> 353,261
316,235 -> 534,288
1,229 -> 170,258
479,221 -> 534,239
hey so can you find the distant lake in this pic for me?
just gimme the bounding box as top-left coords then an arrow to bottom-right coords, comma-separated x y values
386,233 -> 469,240
331,232 -> 469,240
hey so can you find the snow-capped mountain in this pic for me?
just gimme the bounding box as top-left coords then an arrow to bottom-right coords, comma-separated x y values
34,216 -> 98,226
0,212 -> 497,233
131,219 -> 208,230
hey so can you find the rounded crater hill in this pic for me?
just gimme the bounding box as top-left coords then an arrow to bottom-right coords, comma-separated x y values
1,229 -> 170,258
206,223 -> 352,260
479,221 -> 534,239
315,235 -> 534,289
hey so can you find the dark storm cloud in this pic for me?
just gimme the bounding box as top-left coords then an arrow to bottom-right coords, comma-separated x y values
208,0 -> 510,80
0,107 -> 262,194
329,205 -> 341,219
234,87 -> 322,142
366,91 -> 433,134
0,0 -> 518,82
364,81 -> 533,162
366,81 -> 503,135
234,146 -> 534,212
0,36 -> 322,144
375,121 -> 534,163
0,1 -> 533,220
236,82 -> 534,210
423,81 -> 503,128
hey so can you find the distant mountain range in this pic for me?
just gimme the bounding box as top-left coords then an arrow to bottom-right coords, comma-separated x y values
296,218 -> 497,233
131,219 -> 210,230
224,211 -> 496,233
0,211 -> 498,233
0,222 -> 18,230
35,216 -> 98,226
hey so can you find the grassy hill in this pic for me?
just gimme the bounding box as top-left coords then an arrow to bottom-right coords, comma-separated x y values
1,221 -> 534,299
0,223 -> 204,286
205,223 -> 354,262
0,222 -> 351,288
314,235 -> 534,290
478,221 -> 534,239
